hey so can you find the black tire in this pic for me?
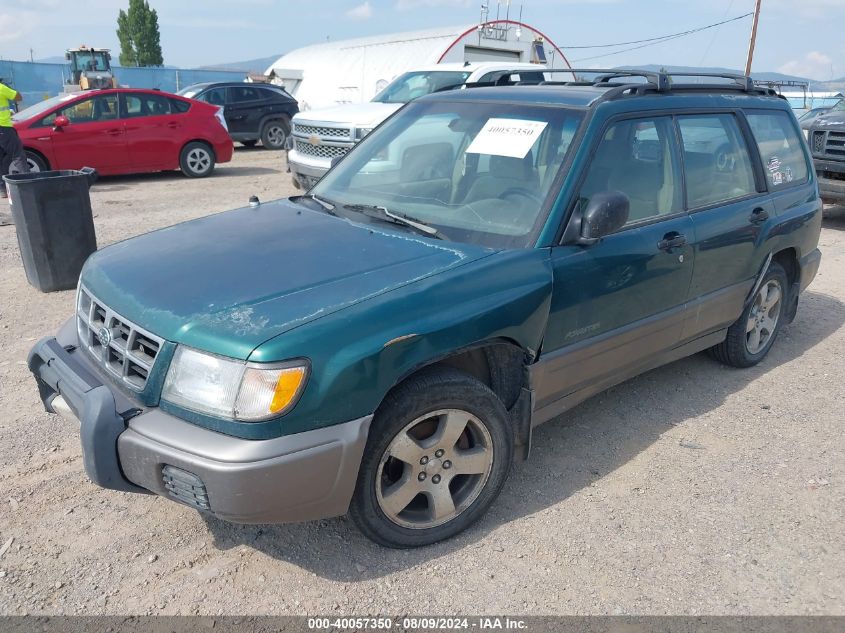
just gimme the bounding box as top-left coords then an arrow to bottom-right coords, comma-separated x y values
179,141 -> 215,178
709,261 -> 789,368
349,367 -> 513,548
260,119 -> 289,150
25,150 -> 48,173
240,140 -> 258,148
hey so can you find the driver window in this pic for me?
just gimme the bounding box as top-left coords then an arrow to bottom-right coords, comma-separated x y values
42,95 -> 119,125
578,116 -> 682,226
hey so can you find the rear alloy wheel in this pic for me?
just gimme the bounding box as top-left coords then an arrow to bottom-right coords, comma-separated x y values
261,120 -> 289,150
710,261 -> 788,367
350,368 -> 513,548
25,151 -> 47,173
179,142 -> 215,178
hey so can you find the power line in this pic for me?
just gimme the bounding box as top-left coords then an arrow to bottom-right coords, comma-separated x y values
569,13 -> 753,63
563,12 -> 753,51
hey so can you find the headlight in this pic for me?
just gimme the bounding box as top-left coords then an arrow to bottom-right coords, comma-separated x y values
355,127 -> 373,140
161,347 -> 308,421
804,129 -> 810,141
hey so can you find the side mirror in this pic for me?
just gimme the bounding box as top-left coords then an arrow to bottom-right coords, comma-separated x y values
53,115 -> 70,130
578,191 -> 629,245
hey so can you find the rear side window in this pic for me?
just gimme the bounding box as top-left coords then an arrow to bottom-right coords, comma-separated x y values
746,111 -> 809,190
678,114 -> 757,209
124,93 -> 171,118
230,86 -> 264,103
169,98 -> 190,114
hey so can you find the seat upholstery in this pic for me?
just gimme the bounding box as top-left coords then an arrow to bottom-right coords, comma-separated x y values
463,155 -> 539,203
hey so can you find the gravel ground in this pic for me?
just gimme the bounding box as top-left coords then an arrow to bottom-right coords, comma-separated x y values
0,148 -> 843,616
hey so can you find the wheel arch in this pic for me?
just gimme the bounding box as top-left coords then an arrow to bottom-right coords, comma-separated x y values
23,147 -> 50,170
181,138 -> 216,160
772,246 -> 800,322
377,337 -> 535,456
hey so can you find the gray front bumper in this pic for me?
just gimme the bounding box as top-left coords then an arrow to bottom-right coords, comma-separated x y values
28,320 -> 372,525
118,411 -> 371,524
814,159 -> 845,202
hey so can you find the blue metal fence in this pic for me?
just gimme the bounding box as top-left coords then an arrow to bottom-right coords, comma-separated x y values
0,59 -> 250,106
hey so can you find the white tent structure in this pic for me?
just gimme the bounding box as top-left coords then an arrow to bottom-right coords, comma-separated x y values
266,20 -> 570,110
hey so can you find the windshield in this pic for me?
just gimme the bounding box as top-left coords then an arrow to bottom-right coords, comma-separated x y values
177,86 -> 204,99
74,51 -> 109,71
311,100 -> 584,248
12,93 -> 78,122
372,71 -> 472,104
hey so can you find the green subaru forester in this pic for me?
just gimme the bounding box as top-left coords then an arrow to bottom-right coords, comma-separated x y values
29,71 -> 822,547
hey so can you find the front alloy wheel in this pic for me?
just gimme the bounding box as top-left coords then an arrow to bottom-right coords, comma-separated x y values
376,409 -> 494,529
350,368 -> 513,548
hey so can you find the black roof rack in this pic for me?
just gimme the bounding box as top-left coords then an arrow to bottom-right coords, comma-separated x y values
463,67 -> 778,100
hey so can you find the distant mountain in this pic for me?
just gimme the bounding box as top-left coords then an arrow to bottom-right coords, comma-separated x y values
35,56 -> 67,64
197,55 -> 282,74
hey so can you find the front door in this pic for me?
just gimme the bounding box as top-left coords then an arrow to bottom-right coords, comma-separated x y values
536,115 -> 695,411
49,94 -> 129,174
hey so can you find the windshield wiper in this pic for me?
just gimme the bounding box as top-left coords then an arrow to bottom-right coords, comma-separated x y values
298,193 -> 338,216
343,204 -> 445,239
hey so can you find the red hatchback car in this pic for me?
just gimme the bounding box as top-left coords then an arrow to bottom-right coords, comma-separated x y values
13,88 -> 233,178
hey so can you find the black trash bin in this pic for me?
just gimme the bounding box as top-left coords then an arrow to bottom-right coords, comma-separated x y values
3,168 -> 98,292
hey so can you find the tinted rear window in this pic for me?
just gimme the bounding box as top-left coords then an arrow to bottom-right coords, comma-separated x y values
169,98 -> 191,113
746,111 -> 809,190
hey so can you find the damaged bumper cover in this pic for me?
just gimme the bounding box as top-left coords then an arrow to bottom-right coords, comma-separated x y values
28,321 -> 372,524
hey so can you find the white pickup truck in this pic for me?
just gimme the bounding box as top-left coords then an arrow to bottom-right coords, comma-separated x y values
286,62 -> 548,189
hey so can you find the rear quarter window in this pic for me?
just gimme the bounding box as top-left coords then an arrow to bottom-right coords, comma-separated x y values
169,98 -> 191,114
745,111 -> 809,190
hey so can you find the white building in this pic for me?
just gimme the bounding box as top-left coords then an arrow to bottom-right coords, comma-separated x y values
266,20 -> 570,110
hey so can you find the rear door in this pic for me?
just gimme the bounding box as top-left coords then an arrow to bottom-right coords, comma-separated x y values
120,92 -> 183,170
225,86 -> 267,137
47,94 -> 129,174
537,115 -> 695,410
677,113 -> 772,340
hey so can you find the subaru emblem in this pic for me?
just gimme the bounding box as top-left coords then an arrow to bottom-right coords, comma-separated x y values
97,326 -> 112,347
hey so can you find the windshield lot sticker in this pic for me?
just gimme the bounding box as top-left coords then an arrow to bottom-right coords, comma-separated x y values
466,118 -> 549,159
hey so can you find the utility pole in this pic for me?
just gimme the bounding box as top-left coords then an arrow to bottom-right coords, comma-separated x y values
744,0 -> 762,76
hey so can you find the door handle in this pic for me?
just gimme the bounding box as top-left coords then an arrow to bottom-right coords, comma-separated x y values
658,232 -> 687,251
750,207 -> 770,224
166,121 -> 181,129
104,128 -> 124,136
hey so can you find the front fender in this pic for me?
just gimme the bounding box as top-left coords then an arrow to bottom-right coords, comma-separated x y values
251,249 -> 554,436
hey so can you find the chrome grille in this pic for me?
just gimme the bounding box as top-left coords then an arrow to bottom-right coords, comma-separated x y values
76,286 -> 163,391
813,131 -> 826,154
293,123 -> 351,139
814,130 -> 845,157
293,139 -> 350,159
825,131 -> 845,157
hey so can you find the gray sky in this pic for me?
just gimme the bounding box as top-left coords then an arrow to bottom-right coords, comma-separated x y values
2,0 -> 843,80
